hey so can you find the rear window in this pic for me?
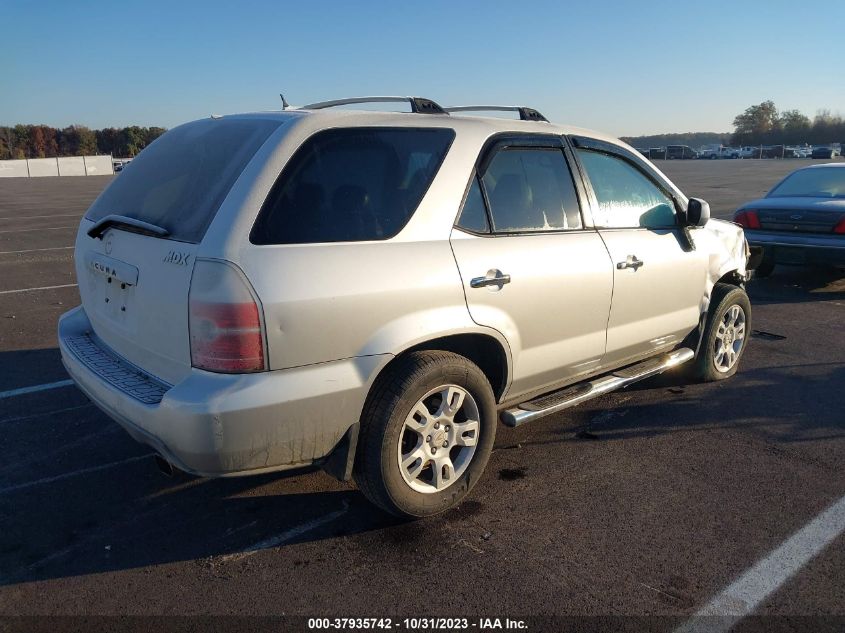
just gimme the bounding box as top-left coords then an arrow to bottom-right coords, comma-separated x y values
250,127 -> 455,244
86,118 -> 282,243
767,167 -> 845,199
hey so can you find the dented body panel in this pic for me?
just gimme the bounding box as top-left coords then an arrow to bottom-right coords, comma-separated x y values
693,218 -> 749,313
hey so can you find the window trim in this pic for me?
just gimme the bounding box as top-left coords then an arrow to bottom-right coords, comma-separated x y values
568,136 -> 686,231
454,174 -> 492,235
453,133 -> 589,237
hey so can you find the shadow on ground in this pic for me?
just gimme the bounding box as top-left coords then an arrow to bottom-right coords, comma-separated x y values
1,266 -> 842,587
747,265 -> 845,305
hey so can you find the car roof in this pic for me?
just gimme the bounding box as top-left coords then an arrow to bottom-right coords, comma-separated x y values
804,162 -> 845,169
216,108 -> 631,150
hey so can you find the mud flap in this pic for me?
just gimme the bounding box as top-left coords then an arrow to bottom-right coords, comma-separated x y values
321,423 -> 359,482
681,309 -> 709,359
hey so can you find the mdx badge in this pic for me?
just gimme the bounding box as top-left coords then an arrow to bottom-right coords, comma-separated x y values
163,250 -> 191,266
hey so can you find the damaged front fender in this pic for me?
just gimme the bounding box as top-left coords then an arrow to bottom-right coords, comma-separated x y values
693,218 -> 750,316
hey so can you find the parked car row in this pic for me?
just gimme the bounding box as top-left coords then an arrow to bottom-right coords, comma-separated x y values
639,144 -> 842,160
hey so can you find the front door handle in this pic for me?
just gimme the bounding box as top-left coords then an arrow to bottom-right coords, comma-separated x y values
617,255 -> 644,271
470,270 -> 511,288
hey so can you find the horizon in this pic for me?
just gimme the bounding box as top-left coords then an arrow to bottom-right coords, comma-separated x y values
3,0 -> 844,137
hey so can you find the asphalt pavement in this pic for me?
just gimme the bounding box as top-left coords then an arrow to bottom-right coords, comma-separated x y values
0,161 -> 843,632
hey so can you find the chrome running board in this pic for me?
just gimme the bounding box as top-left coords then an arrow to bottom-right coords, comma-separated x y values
501,348 -> 695,428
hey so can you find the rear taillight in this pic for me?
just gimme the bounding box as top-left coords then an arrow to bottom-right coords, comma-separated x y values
734,210 -> 761,229
834,217 -> 845,234
189,260 -> 266,373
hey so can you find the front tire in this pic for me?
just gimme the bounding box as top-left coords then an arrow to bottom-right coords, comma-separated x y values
691,283 -> 752,382
354,351 -> 497,518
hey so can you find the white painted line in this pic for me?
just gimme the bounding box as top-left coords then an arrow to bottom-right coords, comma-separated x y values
0,403 -> 93,425
0,213 -> 81,221
0,283 -> 77,295
0,379 -> 75,400
218,502 -> 349,562
0,225 -> 76,234
0,425 -> 119,477
675,493 -> 845,633
0,246 -> 74,255
0,453 -> 154,495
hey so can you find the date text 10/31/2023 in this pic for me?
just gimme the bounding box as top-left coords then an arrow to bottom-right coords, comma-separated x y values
307,618 -> 528,630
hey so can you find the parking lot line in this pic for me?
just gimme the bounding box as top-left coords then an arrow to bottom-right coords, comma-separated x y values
0,225 -> 76,234
218,502 -> 350,563
675,493 -> 845,633
0,379 -> 75,400
0,283 -> 77,295
0,453 -> 154,495
0,213 -> 81,221
0,403 -> 93,424
0,246 -> 74,255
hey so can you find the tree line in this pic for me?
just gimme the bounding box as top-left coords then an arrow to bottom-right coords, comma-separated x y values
731,101 -> 845,146
624,102 -> 844,149
0,125 -> 166,160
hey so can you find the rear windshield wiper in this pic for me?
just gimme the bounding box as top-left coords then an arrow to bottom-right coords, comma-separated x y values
87,214 -> 170,240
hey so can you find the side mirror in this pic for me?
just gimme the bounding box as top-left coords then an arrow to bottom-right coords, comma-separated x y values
687,198 -> 710,227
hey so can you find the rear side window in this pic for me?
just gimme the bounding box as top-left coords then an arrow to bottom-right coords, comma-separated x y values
86,118 -> 282,243
251,127 -> 455,244
482,148 -> 582,233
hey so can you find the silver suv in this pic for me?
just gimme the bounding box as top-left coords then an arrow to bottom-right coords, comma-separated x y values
59,96 -> 752,518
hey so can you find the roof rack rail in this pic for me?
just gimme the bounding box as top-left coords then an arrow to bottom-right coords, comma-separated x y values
300,96 -> 448,115
444,105 -> 549,123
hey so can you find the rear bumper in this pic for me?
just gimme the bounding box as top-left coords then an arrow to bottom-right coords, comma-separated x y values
745,231 -> 845,266
59,306 -> 386,477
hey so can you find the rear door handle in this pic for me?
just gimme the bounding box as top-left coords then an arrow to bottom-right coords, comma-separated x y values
470,271 -> 511,288
617,255 -> 644,271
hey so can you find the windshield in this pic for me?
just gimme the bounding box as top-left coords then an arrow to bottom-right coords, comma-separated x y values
767,167 -> 845,199
86,117 -> 282,243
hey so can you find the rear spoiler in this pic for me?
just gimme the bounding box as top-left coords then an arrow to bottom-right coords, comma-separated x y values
88,215 -> 170,240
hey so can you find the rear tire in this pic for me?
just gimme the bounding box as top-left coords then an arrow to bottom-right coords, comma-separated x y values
354,351 -> 497,518
691,283 -> 752,382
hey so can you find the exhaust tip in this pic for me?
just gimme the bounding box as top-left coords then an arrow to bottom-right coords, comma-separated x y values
154,454 -> 174,477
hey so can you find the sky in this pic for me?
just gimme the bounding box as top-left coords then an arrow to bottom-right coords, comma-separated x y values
2,0 -> 844,137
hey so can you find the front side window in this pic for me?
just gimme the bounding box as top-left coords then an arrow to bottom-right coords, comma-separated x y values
577,149 -> 676,229
481,148 -> 582,233
251,127 -> 455,244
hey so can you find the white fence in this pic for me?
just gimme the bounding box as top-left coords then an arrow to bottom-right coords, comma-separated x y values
0,155 -> 114,178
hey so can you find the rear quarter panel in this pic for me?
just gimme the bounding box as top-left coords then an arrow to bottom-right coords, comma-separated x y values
239,240 -> 506,371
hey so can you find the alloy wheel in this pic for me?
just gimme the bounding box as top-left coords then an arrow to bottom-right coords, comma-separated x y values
397,385 -> 480,493
714,304 -> 747,372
